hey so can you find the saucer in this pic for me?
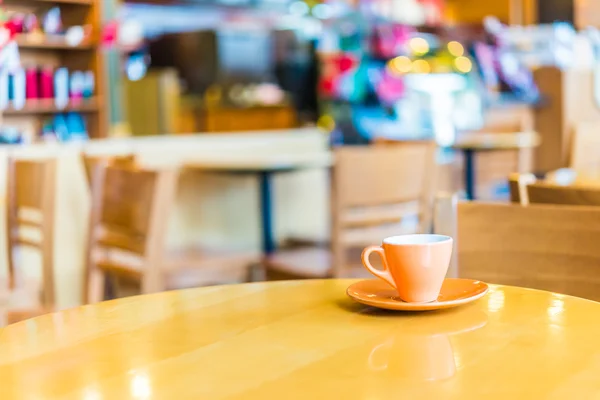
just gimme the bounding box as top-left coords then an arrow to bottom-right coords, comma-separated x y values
346,278 -> 489,311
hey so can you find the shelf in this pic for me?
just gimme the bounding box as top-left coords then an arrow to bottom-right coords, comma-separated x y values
3,99 -> 99,115
1,0 -> 107,138
15,35 -> 96,51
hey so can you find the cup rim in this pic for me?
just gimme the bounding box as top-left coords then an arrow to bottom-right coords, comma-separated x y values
382,234 -> 453,246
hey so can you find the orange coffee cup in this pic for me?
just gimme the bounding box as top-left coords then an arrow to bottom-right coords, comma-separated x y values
361,234 -> 453,303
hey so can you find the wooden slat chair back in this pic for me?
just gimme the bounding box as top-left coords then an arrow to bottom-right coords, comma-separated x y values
476,106 -> 534,133
335,143 -> 434,209
331,142 -> 436,276
266,141 -> 436,279
85,164 -> 176,303
570,123 -> 600,171
82,153 -> 136,187
527,183 -> 600,207
5,158 -> 57,322
508,172 -> 536,204
509,172 -> 600,206
435,193 -> 600,301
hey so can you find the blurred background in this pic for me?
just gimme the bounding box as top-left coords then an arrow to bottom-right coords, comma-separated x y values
1,0 -> 600,311
3,0 -> 598,145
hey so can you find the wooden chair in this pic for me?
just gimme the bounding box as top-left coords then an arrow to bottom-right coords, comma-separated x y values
82,153 -> 136,187
475,105 -> 534,134
266,141 -> 436,279
570,122 -> 600,171
435,193 -> 600,301
4,158 -> 57,325
85,164 -> 260,303
527,183 -> 600,207
508,172 -> 536,204
509,172 -> 600,206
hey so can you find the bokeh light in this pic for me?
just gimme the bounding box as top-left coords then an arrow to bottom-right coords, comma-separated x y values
447,41 -> 464,57
289,1 -> 309,16
317,114 -> 336,131
454,56 -> 472,73
387,56 -> 412,75
312,3 -> 333,19
409,37 -> 429,56
411,59 -> 431,74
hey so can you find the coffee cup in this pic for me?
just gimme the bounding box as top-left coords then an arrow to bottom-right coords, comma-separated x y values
361,234 -> 453,303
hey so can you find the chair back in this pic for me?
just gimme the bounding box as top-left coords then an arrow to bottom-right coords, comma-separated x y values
508,172 -> 536,204
570,123 -> 600,171
527,183 -> 600,206
6,158 -> 57,307
82,154 -> 136,187
509,172 -> 600,206
435,193 -> 600,300
331,142 -> 436,276
85,164 -> 176,302
475,106 -> 534,133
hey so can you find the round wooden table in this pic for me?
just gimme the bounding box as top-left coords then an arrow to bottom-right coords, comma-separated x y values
2,279 -> 600,398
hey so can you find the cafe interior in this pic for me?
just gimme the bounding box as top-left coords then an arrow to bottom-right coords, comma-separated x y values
2,0 -> 600,397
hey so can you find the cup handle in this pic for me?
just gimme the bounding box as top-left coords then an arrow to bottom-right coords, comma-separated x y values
361,245 -> 396,289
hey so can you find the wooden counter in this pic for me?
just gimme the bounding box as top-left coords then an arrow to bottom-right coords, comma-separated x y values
201,105 -> 297,133
0,128 -> 330,309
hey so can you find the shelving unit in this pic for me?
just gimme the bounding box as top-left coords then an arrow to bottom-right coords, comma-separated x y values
3,98 -> 99,115
15,34 -> 96,50
0,0 -> 107,140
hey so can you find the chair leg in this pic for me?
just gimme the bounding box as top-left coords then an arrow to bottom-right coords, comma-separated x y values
249,262 -> 266,282
87,268 -> 106,304
141,262 -> 165,294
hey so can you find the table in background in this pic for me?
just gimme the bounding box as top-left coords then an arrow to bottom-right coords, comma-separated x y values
452,131 -> 540,200
185,153 -> 332,254
2,280 -> 600,398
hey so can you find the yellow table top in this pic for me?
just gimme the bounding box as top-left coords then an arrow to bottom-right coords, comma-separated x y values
2,279 -> 600,399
